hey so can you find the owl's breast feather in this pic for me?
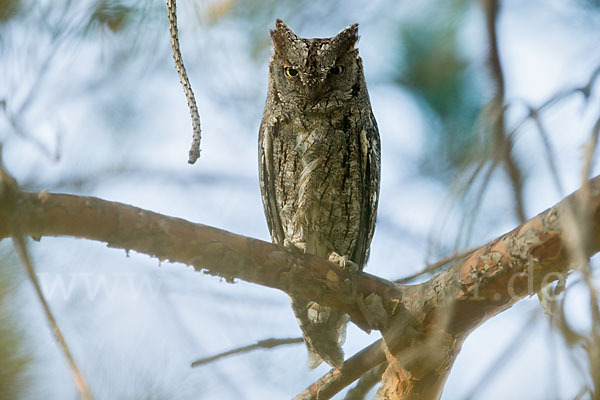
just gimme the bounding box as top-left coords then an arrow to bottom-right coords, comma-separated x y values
274,120 -> 362,258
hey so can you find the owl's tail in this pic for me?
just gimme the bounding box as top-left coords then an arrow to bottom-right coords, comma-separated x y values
290,296 -> 348,369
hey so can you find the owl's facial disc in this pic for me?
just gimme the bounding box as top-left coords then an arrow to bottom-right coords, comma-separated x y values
270,20 -> 362,110
275,62 -> 356,109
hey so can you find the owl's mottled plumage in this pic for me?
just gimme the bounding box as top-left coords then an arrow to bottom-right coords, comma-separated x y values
258,20 -> 380,369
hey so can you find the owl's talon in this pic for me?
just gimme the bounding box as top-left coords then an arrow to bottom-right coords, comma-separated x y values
283,239 -> 306,253
307,302 -> 331,324
328,252 -> 359,273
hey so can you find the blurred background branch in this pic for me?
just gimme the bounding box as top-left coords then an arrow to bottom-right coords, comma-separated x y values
191,337 -> 303,367
0,0 -> 599,398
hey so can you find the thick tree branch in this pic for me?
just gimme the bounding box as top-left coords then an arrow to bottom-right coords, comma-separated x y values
0,191 -> 400,331
298,176 -> 600,399
373,178 -> 600,399
1,177 -> 600,399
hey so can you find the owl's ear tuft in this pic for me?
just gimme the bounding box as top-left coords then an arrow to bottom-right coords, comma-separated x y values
274,19 -> 292,34
270,19 -> 300,54
331,23 -> 359,56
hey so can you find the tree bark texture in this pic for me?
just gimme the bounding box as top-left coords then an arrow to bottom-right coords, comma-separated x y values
1,176 -> 599,399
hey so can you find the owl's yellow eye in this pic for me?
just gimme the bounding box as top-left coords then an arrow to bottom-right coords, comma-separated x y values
329,65 -> 344,75
284,67 -> 298,77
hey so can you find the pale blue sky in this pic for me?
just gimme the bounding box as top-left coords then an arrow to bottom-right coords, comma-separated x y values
1,0 -> 599,398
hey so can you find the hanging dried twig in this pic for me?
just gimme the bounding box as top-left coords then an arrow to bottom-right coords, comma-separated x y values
166,0 -> 202,164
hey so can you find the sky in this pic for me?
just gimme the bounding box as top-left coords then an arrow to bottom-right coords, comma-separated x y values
1,0 -> 600,399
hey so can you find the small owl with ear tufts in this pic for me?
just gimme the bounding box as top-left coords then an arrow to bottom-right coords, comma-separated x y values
258,20 -> 380,369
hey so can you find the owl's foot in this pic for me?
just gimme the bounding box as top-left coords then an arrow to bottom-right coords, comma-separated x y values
307,301 -> 331,324
292,298 -> 346,369
283,238 -> 306,253
328,251 -> 359,273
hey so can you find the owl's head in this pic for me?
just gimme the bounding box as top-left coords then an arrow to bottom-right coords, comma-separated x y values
268,19 -> 363,110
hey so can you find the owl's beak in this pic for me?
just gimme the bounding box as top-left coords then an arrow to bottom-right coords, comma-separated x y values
307,83 -> 324,107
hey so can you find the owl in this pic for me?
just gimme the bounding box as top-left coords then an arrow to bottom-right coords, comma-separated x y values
258,20 -> 380,369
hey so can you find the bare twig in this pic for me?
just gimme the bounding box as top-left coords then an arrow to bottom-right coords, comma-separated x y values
11,236 -> 93,400
580,117 -> 600,338
507,64 -> 600,139
462,311 -> 539,400
166,0 -> 202,164
528,107 -> 565,195
484,0 -> 526,223
443,64 -> 600,253
1,100 -> 57,161
582,117 -> 600,193
0,155 -> 93,400
191,337 -> 303,367
430,150 -> 494,252
294,339 -> 387,400
457,157 -> 500,248
395,247 -> 476,284
343,362 -> 386,400
1,1 -> 92,162
21,166 -> 252,192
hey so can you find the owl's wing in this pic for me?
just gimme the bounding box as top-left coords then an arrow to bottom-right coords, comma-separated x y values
352,113 -> 381,269
258,117 -> 286,245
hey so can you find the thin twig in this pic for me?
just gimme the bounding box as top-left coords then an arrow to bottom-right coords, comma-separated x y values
166,0 -> 202,164
1,101 -> 57,161
549,112 -> 600,396
395,247 -> 476,284
555,282 -> 597,397
448,63 -> 600,252
528,107 -> 565,195
484,0 -> 526,223
581,117 -> 600,194
580,117 -> 600,339
2,1 -> 90,162
462,311 -> 539,400
343,362 -> 386,400
457,157 -> 500,248
191,337 -> 303,367
506,64 -> 600,139
12,236 -> 93,400
294,339 -> 387,400
0,154 -> 93,400
429,150 -> 490,253
296,333 -> 457,400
